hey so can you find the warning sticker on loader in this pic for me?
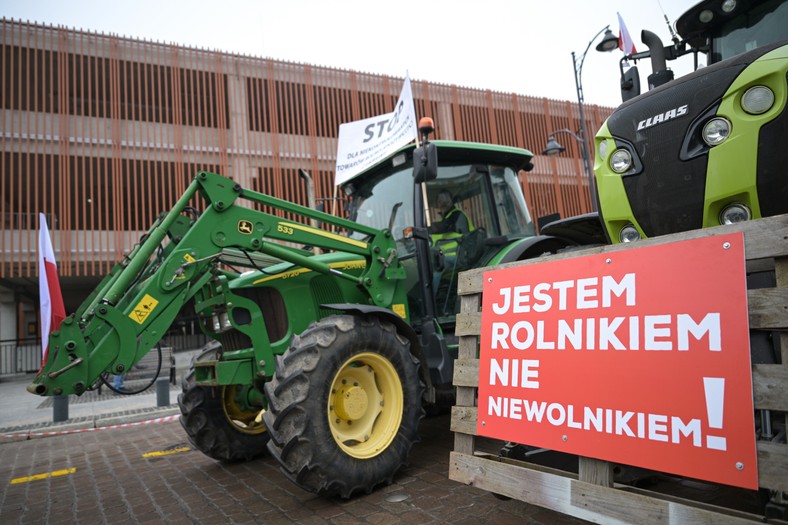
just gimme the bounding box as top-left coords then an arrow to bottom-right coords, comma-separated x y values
129,294 -> 159,325
477,232 -> 757,489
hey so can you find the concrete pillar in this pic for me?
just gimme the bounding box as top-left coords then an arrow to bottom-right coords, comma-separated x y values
156,377 -> 170,407
53,395 -> 69,422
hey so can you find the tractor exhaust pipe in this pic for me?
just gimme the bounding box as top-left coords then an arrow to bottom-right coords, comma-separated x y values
642,29 -> 674,89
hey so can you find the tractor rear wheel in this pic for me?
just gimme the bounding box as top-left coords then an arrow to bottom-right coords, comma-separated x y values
263,315 -> 424,498
178,342 -> 269,461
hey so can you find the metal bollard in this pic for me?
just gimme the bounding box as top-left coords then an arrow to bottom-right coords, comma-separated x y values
53,394 -> 69,422
156,377 -> 170,407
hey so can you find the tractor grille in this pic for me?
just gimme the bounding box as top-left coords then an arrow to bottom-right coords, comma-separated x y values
757,72 -> 788,217
311,275 -> 344,319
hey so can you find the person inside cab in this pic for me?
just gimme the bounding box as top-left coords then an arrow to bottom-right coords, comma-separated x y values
430,190 -> 475,295
431,190 -> 472,239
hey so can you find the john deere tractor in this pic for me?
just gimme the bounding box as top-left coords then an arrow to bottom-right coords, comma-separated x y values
595,0 -> 787,243
28,120 -> 595,497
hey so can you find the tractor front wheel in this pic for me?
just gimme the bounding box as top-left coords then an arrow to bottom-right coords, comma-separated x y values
178,342 -> 269,461
263,315 -> 424,498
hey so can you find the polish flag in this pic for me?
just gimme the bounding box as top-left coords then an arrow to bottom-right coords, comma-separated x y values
39,213 -> 66,366
618,12 -> 637,55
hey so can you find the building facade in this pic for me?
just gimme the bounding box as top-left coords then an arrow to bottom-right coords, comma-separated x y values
0,18 -> 613,347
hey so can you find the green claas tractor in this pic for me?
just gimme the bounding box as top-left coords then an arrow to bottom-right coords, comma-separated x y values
594,0 -> 787,243
28,119 -> 596,498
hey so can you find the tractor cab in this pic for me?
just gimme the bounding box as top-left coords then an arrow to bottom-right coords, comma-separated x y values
343,138 -> 537,325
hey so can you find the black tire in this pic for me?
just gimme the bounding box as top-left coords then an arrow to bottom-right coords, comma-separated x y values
178,342 -> 269,461
263,315 -> 424,498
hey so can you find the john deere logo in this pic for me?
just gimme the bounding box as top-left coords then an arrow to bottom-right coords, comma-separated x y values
238,220 -> 254,235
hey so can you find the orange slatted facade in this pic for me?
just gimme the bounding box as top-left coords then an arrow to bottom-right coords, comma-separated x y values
0,19 -> 613,333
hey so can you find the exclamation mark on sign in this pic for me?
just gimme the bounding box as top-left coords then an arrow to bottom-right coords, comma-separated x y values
703,377 -> 727,451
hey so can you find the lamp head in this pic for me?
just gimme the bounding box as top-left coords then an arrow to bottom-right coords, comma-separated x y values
542,136 -> 565,156
596,28 -> 619,52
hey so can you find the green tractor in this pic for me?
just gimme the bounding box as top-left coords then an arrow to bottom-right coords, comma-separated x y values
28,120 -> 597,498
595,0 -> 788,243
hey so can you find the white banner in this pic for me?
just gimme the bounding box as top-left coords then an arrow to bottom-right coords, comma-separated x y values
334,76 -> 418,186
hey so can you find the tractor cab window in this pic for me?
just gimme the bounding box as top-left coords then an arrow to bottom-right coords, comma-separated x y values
345,164 -> 414,251
711,0 -> 788,62
426,164 -> 535,241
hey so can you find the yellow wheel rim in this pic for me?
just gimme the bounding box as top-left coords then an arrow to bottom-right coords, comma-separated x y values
328,352 -> 403,459
222,385 -> 267,435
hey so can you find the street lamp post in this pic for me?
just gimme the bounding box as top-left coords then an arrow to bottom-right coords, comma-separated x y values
544,26 -> 618,213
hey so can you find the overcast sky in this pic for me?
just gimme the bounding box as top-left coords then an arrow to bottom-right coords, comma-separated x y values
3,0 -> 700,108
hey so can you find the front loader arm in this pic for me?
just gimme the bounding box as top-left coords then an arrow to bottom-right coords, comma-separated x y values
29,171 -> 404,397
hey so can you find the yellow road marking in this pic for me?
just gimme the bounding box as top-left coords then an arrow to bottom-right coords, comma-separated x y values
142,446 -> 191,458
10,467 -> 76,485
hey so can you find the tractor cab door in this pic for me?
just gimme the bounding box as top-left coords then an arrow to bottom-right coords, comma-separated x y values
425,164 -> 535,320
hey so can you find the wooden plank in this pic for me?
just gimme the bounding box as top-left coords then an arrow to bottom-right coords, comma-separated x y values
452,404 -> 788,492
453,432 -> 474,457
455,311 -> 481,338
747,288 -> 788,329
578,457 -> 613,487
757,441 -> 788,493
456,295 -> 788,334
452,358 -> 479,388
450,452 -> 762,524
775,257 -> 788,436
752,364 -> 788,411
450,405 -> 477,436
458,214 -> 788,296
455,311 -> 481,337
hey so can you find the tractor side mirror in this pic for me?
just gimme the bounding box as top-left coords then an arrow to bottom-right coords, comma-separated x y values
413,142 -> 437,183
620,66 -> 641,103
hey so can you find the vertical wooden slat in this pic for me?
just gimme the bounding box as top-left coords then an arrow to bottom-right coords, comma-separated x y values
86,30 -> 95,276
10,23 -> 19,277
99,30 -> 111,274
76,29 -> 86,276
58,26 -> 70,275
25,25 -> 33,277
0,19 -> 7,278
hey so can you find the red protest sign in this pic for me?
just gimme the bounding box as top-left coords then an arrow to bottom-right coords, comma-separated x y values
477,232 -> 757,489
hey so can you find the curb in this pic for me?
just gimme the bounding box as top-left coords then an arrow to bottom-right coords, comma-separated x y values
0,406 -> 181,442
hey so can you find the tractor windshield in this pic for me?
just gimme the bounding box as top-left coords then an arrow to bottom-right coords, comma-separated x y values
345,162 -> 535,251
710,0 -> 788,62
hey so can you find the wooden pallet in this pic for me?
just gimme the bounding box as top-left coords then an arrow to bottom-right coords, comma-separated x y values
450,214 -> 788,524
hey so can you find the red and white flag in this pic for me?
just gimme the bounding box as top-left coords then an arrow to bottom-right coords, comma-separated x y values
618,12 -> 637,55
38,213 -> 65,367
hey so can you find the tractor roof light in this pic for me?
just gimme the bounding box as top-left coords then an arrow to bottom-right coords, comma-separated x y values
619,224 -> 641,243
741,86 -> 774,115
702,118 -> 731,146
699,9 -> 714,23
610,148 -> 633,174
720,203 -> 751,225
721,0 -> 737,13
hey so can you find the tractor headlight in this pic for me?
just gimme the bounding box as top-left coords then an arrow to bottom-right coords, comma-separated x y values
619,224 -> 641,243
610,148 -> 633,174
702,118 -> 731,146
719,203 -> 751,225
721,0 -> 737,13
741,86 -> 774,115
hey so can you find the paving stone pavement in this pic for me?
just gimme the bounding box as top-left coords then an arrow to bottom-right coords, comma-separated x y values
0,411 -> 591,524
1,358 -> 590,524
